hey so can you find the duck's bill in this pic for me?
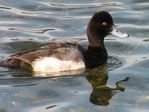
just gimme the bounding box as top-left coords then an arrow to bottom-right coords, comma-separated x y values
110,25 -> 129,37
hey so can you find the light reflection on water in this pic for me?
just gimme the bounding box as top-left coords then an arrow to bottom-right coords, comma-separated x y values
0,0 -> 149,112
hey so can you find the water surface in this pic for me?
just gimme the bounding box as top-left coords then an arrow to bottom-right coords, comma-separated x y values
0,0 -> 149,112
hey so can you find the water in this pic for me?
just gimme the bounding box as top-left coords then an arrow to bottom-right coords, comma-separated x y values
0,0 -> 149,112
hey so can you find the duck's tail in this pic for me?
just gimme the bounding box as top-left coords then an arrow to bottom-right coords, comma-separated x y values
0,58 -> 21,68
0,58 -> 32,70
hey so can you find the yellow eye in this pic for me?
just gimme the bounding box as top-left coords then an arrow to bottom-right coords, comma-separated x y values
102,22 -> 107,26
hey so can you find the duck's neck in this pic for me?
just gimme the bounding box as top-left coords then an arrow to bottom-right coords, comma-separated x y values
88,36 -> 105,48
87,24 -> 107,48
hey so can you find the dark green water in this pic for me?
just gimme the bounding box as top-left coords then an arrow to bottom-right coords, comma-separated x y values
0,0 -> 149,112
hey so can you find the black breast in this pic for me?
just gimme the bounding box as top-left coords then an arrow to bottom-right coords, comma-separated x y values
84,46 -> 108,68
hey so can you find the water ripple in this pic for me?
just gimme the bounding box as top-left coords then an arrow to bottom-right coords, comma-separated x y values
0,0 -> 149,112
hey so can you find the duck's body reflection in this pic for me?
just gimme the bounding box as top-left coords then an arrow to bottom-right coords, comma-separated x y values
86,66 -> 128,106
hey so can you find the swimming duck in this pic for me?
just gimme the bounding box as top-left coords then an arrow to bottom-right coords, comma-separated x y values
0,11 -> 128,74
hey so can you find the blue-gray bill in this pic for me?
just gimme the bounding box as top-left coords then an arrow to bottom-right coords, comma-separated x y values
110,25 -> 129,37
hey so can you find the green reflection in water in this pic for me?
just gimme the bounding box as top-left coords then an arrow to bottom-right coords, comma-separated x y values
86,66 -> 129,106
0,6 -> 11,10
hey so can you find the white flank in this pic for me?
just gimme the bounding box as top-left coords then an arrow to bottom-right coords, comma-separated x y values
32,57 -> 85,74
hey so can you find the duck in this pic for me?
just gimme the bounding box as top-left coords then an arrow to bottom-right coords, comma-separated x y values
0,11 -> 128,74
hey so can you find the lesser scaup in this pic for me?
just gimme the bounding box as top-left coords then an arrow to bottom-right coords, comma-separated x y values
0,11 -> 128,74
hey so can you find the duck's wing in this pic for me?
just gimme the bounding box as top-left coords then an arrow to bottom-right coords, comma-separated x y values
0,42 -> 86,70
0,47 -> 53,70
